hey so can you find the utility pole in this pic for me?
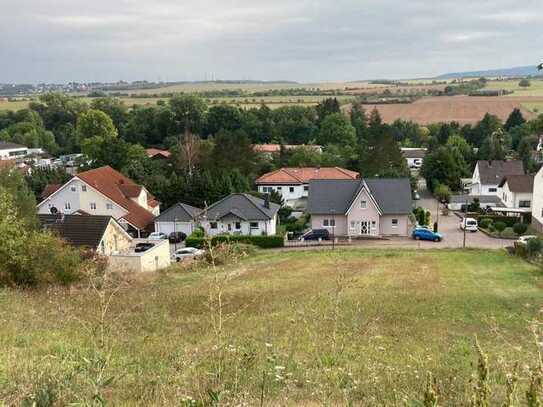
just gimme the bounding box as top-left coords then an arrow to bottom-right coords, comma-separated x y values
331,209 -> 336,250
463,217 -> 467,249
174,217 -> 178,252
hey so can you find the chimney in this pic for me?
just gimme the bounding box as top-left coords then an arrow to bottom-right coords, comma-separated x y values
264,194 -> 270,209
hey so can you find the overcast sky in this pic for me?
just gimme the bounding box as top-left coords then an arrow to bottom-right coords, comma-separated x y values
1,0 -> 541,83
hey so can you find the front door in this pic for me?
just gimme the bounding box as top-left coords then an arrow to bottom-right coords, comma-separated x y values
361,221 -> 370,235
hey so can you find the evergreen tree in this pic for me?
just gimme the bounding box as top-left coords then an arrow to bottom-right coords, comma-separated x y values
504,108 -> 526,131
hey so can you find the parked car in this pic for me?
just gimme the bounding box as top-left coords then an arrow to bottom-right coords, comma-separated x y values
460,217 -> 478,232
301,229 -> 331,241
173,247 -> 205,262
516,235 -> 539,246
412,227 -> 443,242
135,242 -> 155,253
148,232 -> 167,240
168,231 -> 187,244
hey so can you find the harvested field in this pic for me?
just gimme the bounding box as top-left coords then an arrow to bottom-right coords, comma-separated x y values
352,96 -> 543,125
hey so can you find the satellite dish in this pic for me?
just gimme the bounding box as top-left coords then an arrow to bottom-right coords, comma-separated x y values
50,206 -> 58,214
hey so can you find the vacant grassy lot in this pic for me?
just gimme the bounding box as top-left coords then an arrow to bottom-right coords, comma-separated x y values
0,249 -> 542,405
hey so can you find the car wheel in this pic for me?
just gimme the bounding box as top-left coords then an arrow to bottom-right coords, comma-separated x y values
415,235 -> 420,240
176,258 -> 180,262
435,237 -> 440,242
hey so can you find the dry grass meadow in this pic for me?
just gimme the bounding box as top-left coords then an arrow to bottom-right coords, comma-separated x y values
1,248 -> 543,405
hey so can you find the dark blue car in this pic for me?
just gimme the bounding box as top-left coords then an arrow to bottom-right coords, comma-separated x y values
412,227 -> 443,242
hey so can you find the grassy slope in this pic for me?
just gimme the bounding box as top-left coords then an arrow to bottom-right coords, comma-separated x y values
1,249 -> 542,405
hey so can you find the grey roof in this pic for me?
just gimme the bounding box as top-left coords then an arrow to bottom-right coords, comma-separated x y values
204,193 -> 280,221
307,178 -> 413,215
450,195 -> 504,207
38,214 -> 115,249
154,202 -> 201,223
0,141 -> 26,150
477,160 -> 524,185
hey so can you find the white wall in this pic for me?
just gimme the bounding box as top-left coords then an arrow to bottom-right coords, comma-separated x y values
533,168 -> 543,231
502,183 -> 533,209
37,178 -> 127,219
155,221 -> 195,236
0,147 -> 27,159
258,184 -> 307,205
201,216 -> 276,236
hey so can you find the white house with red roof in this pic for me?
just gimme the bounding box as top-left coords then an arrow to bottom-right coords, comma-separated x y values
37,166 -> 159,237
255,167 -> 360,208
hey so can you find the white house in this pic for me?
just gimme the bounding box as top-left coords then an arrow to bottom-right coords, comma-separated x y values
154,202 -> 201,236
307,178 -> 414,237
401,148 -> 427,169
37,166 -> 159,237
532,167 -> 543,232
0,141 -> 28,160
470,160 -> 524,197
255,167 -> 360,208
498,175 -> 533,210
199,193 -> 280,236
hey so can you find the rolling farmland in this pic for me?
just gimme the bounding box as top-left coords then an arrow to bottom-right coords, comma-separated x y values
357,96 -> 541,125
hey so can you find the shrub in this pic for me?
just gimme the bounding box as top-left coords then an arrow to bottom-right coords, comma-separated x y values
479,216 -> 518,228
186,234 -> 284,249
513,223 -> 528,236
478,219 -> 492,229
493,222 -> 507,234
526,238 -> 543,258
519,78 -> 531,87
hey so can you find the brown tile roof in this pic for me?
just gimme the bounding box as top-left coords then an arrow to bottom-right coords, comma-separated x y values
477,160 -> 524,185
145,148 -> 171,158
499,174 -> 534,193
76,166 -> 156,230
256,167 -> 360,185
41,184 -> 62,199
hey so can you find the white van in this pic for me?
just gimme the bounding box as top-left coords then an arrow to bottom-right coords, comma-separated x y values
460,217 -> 478,232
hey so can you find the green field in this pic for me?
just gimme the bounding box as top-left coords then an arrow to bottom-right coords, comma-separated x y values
1,249 -> 542,405
486,78 -> 543,97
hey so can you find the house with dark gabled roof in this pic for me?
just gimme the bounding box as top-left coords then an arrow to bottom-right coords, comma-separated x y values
154,202 -> 202,236
38,214 -> 133,255
498,174 -> 534,211
470,160 -> 524,197
37,166 -> 159,237
307,178 -> 414,237
199,193 -> 280,236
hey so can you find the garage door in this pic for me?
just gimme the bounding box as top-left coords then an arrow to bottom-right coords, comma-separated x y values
155,221 -> 194,235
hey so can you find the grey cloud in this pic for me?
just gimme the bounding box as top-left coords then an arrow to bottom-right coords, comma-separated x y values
0,0 -> 541,83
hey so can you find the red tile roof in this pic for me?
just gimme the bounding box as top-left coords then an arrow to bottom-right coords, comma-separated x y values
41,184 -> 61,199
256,167 -> 360,185
76,166 -> 156,230
252,144 -> 323,154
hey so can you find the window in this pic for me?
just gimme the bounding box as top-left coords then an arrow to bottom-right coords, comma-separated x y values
371,221 -> 377,230
235,222 -> 241,229
106,203 -> 113,210
64,202 -> 71,210
70,185 -> 76,192
361,200 -> 367,209
323,219 -> 335,227
350,221 -> 356,229
90,202 -> 97,210
277,187 -> 282,191
488,188 -> 497,193
289,187 -> 295,193
82,185 -> 87,192
391,219 -> 399,228
250,222 -> 259,229
304,185 -> 309,191
210,222 -> 218,229
519,200 -> 531,208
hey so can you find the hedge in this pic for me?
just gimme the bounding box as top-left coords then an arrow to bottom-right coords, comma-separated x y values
185,234 -> 284,249
478,215 -> 518,228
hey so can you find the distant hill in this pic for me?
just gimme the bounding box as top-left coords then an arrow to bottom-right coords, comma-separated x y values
436,65 -> 542,79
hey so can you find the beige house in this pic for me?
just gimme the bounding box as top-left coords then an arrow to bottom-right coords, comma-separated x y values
38,214 -> 133,255
307,178 -> 413,237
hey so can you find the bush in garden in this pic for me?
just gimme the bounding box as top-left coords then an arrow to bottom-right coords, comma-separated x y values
526,238 -> 543,258
513,223 -> 528,236
493,222 -> 507,235
478,219 -> 492,230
